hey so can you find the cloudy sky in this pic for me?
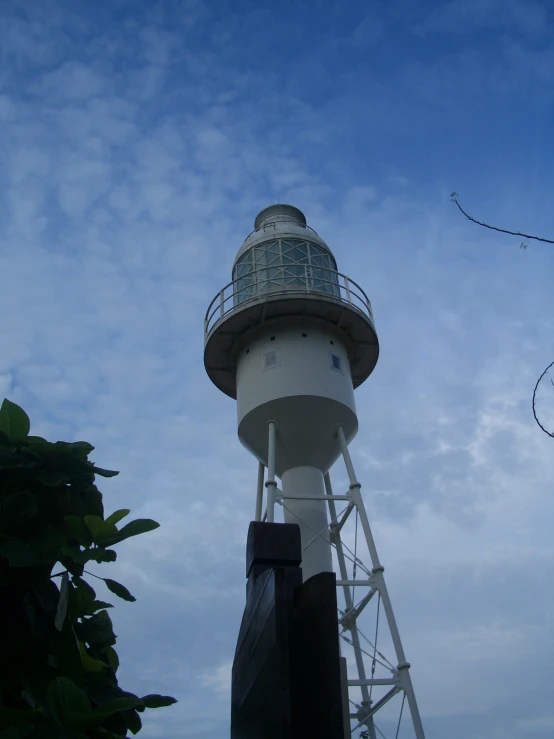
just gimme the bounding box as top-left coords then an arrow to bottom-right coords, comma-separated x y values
2,0 -> 554,736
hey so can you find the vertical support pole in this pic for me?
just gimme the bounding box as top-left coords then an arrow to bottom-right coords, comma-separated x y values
325,474 -> 376,739
219,289 -> 224,319
255,462 -> 265,522
266,421 -> 277,523
337,427 -> 426,739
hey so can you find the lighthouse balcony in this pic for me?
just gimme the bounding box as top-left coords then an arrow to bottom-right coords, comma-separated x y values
204,264 -> 379,398
205,266 -> 374,338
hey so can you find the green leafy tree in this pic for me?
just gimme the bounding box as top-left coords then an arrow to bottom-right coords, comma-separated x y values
0,399 -> 176,738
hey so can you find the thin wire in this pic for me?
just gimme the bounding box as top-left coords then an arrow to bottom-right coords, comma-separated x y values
336,586 -> 378,629
341,542 -> 372,577
280,501 -> 371,576
279,501 -> 343,550
395,693 -> 406,739
350,717 -> 387,739
340,634 -> 393,672
368,593 -> 381,703
356,626 -> 396,671
349,718 -> 365,734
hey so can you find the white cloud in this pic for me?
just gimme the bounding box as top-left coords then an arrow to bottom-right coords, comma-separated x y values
200,661 -> 233,698
518,715 -> 554,729
1,2 -> 554,737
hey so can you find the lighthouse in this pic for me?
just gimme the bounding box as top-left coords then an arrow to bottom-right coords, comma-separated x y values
204,205 -> 425,738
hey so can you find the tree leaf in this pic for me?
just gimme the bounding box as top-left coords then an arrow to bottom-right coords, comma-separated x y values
71,577 -> 96,617
55,572 -> 70,631
60,546 -> 92,565
104,509 -> 130,526
59,554 -> 84,579
84,516 -> 103,543
0,539 -> 44,567
26,436 -> 56,459
26,435 -> 52,449
36,470 -> 72,487
0,449 -> 35,470
95,521 -> 119,545
0,708 -> 41,731
109,519 -> 160,545
103,579 -> 136,603
140,694 -> 177,708
55,621 -> 86,686
78,642 -> 108,673
0,490 -> 38,530
90,548 -> 117,563
0,399 -> 30,441
91,466 -> 119,478
60,545 -> 116,566
67,441 -> 95,458
0,724 -> 34,739
32,526 -> 66,558
64,516 -> 92,547
122,709 -> 141,735
79,610 -> 116,647
33,579 -> 60,615
89,697 -> 143,724
46,677 -> 92,728
105,646 -> 119,673
84,672 -> 126,706
83,600 -> 113,616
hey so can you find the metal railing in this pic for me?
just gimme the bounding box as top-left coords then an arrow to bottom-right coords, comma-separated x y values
241,222 -> 324,243
205,267 -> 374,337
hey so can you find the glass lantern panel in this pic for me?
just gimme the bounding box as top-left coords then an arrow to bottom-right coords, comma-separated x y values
281,240 -> 309,264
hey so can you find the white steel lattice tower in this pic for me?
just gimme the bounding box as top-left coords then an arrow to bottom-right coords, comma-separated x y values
204,205 -> 425,739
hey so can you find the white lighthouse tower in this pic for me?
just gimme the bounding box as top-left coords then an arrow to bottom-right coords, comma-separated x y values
204,204 -> 425,738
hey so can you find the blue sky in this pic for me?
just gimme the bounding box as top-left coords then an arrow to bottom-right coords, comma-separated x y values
2,0 -> 554,736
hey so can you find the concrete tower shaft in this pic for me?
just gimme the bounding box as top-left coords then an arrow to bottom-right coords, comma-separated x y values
235,318 -> 357,580
236,320 -> 357,474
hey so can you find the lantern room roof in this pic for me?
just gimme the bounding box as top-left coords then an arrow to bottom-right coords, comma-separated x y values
233,204 -> 336,267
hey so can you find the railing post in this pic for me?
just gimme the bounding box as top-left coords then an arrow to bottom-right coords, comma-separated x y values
219,289 -> 224,319
344,275 -> 352,304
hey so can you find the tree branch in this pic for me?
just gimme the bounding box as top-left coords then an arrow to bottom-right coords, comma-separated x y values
451,193 -> 554,439
450,193 -> 554,246
532,360 -> 554,439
